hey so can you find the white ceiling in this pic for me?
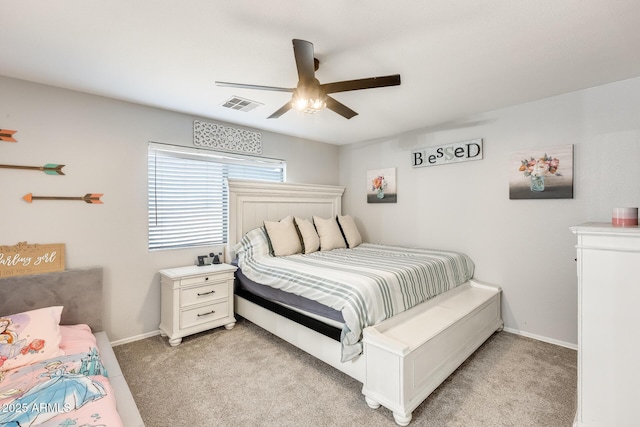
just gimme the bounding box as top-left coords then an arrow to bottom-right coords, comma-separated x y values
2,1 -> 640,145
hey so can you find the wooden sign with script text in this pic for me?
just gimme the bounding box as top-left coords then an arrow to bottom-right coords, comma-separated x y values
0,242 -> 65,277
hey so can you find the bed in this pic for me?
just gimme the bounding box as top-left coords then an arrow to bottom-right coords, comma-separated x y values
0,267 -> 144,427
228,179 -> 503,426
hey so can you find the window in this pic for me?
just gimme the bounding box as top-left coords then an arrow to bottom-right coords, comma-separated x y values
148,142 -> 285,250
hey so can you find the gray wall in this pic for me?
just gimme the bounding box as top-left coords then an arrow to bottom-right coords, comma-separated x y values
0,76 -> 339,342
3,74 -> 639,348
339,76 -> 640,348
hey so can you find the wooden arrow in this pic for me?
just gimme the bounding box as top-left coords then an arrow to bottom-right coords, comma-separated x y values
23,193 -> 103,204
0,163 -> 65,175
0,129 -> 17,142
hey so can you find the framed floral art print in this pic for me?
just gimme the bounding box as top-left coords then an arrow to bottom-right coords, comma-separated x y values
509,144 -> 574,199
367,167 -> 397,203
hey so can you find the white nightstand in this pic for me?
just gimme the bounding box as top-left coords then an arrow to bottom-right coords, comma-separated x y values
159,263 -> 237,346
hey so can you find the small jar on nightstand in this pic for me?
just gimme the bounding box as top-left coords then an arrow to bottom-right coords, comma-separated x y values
158,263 -> 237,346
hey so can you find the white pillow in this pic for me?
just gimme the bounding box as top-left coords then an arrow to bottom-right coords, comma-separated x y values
234,226 -> 271,259
294,217 -> 320,254
337,214 -> 362,248
264,216 -> 302,256
313,216 -> 347,251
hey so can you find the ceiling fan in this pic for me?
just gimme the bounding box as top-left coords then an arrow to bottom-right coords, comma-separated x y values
215,39 -> 401,119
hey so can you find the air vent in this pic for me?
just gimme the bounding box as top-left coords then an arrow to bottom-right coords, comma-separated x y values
221,96 -> 263,112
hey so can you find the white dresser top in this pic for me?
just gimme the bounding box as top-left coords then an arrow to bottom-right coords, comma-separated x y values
571,222 -> 639,235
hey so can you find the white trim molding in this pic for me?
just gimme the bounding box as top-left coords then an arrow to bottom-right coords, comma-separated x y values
502,327 -> 577,350
110,329 -> 161,347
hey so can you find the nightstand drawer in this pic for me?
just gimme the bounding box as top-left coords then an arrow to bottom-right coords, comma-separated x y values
180,282 -> 228,307
180,273 -> 233,287
180,300 -> 229,329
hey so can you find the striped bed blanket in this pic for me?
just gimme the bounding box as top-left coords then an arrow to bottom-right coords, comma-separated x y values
235,227 -> 475,362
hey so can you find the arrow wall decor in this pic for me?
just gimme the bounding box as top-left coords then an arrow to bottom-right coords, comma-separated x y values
0,129 -> 18,142
23,193 -> 103,204
0,163 -> 65,175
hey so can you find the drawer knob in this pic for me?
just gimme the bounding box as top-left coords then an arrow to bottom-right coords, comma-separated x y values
197,310 -> 215,317
205,277 -> 209,281
197,290 -> 215,296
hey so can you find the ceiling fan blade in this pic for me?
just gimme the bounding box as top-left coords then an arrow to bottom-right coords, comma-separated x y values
267,102 -> 293,119
215,81 -> 294,93
292,39 -> 316,83
321,74 -> 401,94
325,96 -> 358,119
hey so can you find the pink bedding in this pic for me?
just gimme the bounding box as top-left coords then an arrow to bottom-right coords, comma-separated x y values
0,324 -> 123,426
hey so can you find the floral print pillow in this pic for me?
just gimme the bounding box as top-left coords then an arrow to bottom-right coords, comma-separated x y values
0,306 -> 64,372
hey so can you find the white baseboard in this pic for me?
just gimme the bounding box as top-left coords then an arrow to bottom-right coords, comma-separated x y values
502,327 -> 577,351
109,326 -> 578,352
111,329 -> 161,347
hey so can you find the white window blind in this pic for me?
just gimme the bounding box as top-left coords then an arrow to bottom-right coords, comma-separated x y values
148,142 -> 285,250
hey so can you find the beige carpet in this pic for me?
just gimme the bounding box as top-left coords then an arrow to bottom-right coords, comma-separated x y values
113,318 -> 576,427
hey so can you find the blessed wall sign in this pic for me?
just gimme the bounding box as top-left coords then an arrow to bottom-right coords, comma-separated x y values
412,139 -> 483,168
0,242 -> 65,277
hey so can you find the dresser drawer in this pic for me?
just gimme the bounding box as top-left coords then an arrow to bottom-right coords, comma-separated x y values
180,300 -> 229,329
180,282 -> 228,307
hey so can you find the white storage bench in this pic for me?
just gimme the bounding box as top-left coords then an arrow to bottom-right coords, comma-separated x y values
361,280 -> 502,426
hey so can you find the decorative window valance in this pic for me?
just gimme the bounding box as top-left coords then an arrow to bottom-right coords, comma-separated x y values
193,120 -> 262,154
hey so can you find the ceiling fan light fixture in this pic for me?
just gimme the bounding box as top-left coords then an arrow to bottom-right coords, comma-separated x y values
292,96 -> 326,113
292,86 -> 326,114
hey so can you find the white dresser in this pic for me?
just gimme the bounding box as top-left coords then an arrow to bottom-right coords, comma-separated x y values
159,263 -> 237,346
571,223 -> 640,427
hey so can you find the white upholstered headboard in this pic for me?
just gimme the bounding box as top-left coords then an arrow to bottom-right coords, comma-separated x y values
227,179 -> 345,260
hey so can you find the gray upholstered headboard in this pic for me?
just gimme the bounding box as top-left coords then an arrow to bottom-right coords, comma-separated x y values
0,267 -> 103,332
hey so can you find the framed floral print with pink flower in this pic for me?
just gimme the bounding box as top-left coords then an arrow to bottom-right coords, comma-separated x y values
509,144 -> 573,199
367,167 -> 397,203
